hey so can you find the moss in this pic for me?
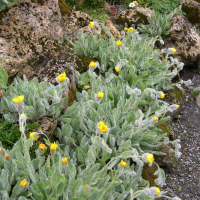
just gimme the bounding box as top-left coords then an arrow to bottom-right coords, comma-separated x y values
58,0 -> 72,16
68,86 -> 77,107
76,55 -> 97,73
171,86 -> 183,103
182,3 -> 200,26
158,121 -> 171,135
142,164 -> 161,199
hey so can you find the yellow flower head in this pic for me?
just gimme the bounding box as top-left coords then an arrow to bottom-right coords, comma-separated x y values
120,160 -> 127,167
20,179 -> 28,187
58,72 -> 66,82
133,1 -> 137,4
89,61 -> 95,68
83,184 -> 89,189
4,153 -> 10,160
0,147 -> 3,154
156,187 -> 161,195
153,116 -> 158,121
39,143 -> 47,150
128,27 -> 133,32
160,92 -> 165,99
12,95 -> 24,104
146,153 -> 154,163
20,114 -> 26,118
89,22 -> 95,28
61,157 -> 68,165
115,66 -> 120,72
176,104 -> 179,109
116,40 -> 122,46
97,91 -> 104,98
124,27 -> 128,31
29,132 -> 39,141
50,142 -> 58,151
171,47 -> 176,55
97,121 -> 108,133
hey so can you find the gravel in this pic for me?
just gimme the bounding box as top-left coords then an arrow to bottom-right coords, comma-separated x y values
163,67 -> 200,199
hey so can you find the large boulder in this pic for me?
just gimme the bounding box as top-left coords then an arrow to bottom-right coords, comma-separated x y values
0,0 -> 101,80
182,0 -> 200,29
116,8 -> 152,28
162,13 -> 200,68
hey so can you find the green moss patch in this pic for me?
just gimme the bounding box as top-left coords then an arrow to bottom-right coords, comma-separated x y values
58,0 -> 72,16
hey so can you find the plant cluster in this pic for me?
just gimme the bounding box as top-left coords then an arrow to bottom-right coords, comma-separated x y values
0,75 -> 68,123
137,9 -> 175,37
0,22 -> 188,199
0,0 -> 16,10
64,0 -> 105,9
137,0 -> 181,14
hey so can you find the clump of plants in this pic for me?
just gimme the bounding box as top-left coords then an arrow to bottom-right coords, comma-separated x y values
0,21 -> 188,199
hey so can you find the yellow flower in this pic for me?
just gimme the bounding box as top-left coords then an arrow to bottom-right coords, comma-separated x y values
58,72 -> 66,82
155,187 -> 161,195
29,132 -> 39,141
83,184 -> 89,189
61,157 -> 68,165
4,153 -> 10,160
0,147 -> 3,154
171,47 -> 176,54
89,61 -> 95,68
146,154 -> 154,163
176,105 -> 179,108
97,121 -> 108,133
39,143 -> 47,150
120,160 -> 127,167
153,116 -> 158,121
20,114 -> 26,118
50,142 -> 58,151
115,66 -> 120,72
116,40 -> 122,46
124,27 -> 128,31
89,22 -> 95,28
20,179 -> 28,187
97,91 -> 104,98
133,1 -> 137,4
12,95 -> 24,104
128,27 -> 133,32
160,92 -> 165,98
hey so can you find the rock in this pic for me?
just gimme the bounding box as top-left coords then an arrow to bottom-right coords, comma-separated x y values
162,13 -> 200,68
105,19 -> 121,38
32,117 -> 57,141
0,0 -> 101,80
104,2 -> 110,11
196,94 -> 200,107
116,7 -> 152,28
182,0 -> 200,29
156,145 -> 176,172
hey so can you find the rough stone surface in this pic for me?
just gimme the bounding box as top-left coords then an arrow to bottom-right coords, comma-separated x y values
0,0 -> 101,80
105,19 -> 121,38
116,7 -> 152,28
162,13 -> 200,68
32,117 -> 57,141
182,0 -> 200,29
196,94 -> 200,107
156,145 -> 175,172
